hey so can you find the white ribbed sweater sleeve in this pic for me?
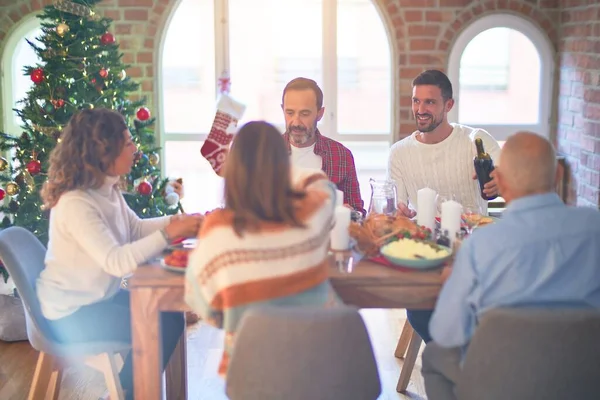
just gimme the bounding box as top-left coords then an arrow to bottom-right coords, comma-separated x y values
59,196 -> 168,277
127,207 -> 171,241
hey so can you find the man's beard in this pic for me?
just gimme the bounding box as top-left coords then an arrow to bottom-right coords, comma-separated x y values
415,112 -> 443,133
287,125 -> 315,146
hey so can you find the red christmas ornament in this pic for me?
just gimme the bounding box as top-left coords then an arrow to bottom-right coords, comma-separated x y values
31,68 -> 45,84
26,160 -> 42,175
99,68 -> 108,78
137,181 -> 152,196
91,78 -> 97,84
0,188 -> 5,201
100,32 -> 115,45
136,107 -> 151,121
51,99 -> 65,108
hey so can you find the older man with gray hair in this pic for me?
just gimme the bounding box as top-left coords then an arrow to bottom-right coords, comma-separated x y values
421,132 -> 600,400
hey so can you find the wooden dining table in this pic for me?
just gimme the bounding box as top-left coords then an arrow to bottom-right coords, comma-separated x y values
128,255 -> 444,400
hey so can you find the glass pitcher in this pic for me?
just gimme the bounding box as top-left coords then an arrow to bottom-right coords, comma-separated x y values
368,178 -> 398,216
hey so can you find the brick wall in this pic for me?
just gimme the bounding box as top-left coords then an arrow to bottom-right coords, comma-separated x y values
0,0 -> 598,206
557,1 -> 600,207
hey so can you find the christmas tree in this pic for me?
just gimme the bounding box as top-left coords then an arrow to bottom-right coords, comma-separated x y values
0,0 -> 181,282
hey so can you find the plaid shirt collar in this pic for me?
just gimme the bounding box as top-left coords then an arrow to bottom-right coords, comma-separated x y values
283,129 -> 365,215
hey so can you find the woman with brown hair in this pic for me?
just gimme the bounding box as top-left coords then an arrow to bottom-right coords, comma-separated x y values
37,107 -> 202,399
185,120 -> 340,376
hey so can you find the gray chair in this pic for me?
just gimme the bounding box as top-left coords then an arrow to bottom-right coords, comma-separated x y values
455,307 -> 600,400
0,226 -> 130,400
226,306 -> 381,400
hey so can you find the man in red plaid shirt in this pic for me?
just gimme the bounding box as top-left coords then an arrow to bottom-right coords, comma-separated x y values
281,77 -> 365,215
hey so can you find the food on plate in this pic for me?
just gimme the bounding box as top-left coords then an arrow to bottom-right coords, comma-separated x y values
382,238 -> 450,260
349,213 -> 431,257
163,249 -> 190,268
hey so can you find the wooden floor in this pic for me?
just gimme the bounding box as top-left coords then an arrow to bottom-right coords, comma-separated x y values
0,309 -> 426,400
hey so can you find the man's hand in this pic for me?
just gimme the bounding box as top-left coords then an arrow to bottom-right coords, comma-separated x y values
397,202 -> 416,219
472,170 -> 500,198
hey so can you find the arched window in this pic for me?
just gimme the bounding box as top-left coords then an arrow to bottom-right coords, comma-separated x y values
1,16 -> 42,136
159,0 -> 394,213
448,14 -> 554,142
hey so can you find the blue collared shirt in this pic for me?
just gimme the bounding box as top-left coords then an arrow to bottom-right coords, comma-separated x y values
430,193 -> 600,348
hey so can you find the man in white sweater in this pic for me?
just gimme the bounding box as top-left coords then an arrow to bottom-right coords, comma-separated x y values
388,70 -> 501,219
387,70 -> 502,344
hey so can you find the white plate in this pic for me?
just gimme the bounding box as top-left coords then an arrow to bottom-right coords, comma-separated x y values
160,258 -> 187,274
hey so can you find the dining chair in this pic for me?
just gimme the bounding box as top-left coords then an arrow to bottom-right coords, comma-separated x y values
226,306 -> 381,400
0,226 -> 130,400
456,307 -> 600,400
394,319 -> 422,393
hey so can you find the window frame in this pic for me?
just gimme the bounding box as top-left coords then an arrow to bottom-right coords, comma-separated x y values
155,0 -> 396,160
447,13 -> 555,141
1,14 -> 41,137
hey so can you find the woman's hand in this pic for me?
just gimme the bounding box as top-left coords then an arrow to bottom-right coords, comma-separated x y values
164,213 -> 204,240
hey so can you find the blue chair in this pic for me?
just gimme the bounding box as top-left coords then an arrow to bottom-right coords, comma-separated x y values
0,226 -> 130,400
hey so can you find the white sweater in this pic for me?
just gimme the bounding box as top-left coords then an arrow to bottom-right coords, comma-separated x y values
387,124 -> 502,214
37,175 -> 171,320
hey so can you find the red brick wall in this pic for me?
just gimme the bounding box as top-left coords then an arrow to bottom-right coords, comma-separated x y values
1,0 -> 597,206
557,2 -> 600,207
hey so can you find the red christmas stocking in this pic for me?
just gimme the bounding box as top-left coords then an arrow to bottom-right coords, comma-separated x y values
201,94 -> 246,176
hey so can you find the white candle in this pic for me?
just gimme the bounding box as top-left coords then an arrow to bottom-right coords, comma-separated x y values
330,206 -> 351,250
441,200 -> 462,245
417,188 -> 437,231
335,189 -> 344,207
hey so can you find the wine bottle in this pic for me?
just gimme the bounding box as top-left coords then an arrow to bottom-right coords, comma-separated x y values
473,138 -> 498,201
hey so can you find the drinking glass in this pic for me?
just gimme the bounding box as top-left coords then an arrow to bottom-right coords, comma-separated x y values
463,205 -> 483,235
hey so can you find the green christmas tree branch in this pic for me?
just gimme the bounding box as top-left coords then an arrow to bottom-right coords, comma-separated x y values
0,0 -> 181,282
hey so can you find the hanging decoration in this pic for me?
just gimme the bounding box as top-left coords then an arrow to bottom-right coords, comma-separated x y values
31,68 -> 45,85
100,32 -> 115,46
56,22 -> 70,37
5,182 -> 19,197
136,107 -> 151,121
53,0 -> 100,20
218,69 -> 231,94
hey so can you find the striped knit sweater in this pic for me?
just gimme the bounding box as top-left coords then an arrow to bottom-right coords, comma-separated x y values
184,169 -> 341,376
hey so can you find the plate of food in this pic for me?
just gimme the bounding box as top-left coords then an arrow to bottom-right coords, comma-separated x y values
380,238 -> 452,270
161,249 -> 190,273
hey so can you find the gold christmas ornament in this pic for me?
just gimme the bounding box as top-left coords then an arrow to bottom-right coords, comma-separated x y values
0,157 -> 8,171
56,22 -> 70,37
21,171 -> 35,192
6,182 -> 19,196
149,153 -> 160,166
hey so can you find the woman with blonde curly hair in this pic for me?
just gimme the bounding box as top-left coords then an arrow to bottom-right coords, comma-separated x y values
37,107 -> 202,399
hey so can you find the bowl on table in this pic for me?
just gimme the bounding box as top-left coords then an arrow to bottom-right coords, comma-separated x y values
380,238 -> 452,270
